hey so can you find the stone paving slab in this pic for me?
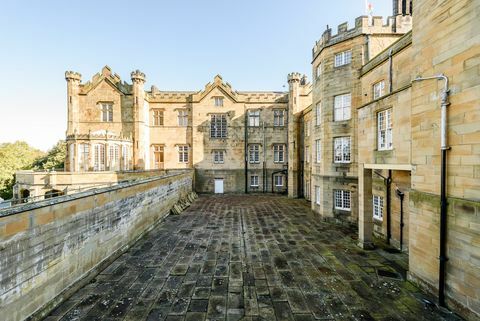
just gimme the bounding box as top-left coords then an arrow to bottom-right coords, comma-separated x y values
46,195 -> 463,321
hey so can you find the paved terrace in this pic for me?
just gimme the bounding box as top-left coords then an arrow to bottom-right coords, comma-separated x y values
45,195 -> 461,321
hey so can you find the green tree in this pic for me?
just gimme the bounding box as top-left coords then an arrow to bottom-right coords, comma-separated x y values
32,140 -> 66,171
0,141 -> 45,199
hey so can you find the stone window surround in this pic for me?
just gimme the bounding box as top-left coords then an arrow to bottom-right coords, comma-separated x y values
333,136 -> 351,163
334,50 -> 352,67
377,108 -> 393,151
373,195 -> 384,220
213,150 -> 225,164
334,189 -> 351,211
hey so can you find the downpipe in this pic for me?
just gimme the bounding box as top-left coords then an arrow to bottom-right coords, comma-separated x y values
412,74 -> 450,307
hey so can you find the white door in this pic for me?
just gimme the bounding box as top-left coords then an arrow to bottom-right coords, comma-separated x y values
214,179 -> 224,194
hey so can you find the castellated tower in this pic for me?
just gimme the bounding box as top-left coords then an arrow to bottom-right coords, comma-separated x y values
65,71 -> 82,136
131,70 -> 149,170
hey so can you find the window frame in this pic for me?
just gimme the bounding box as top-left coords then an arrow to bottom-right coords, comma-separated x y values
315,102 -> 321,126
178,145 -> 189,163
249,144 -> 260,164
177,110 -> 188,126
152,109 -> 164,126
373,195 -> 384,220
210,114 -> 228,138
153,145 -> 164,169
214,96 -> 224,107
377,109 -> 393,151
373,80 -> 386,100
333,137 -> 351,163
315,63 -> 322,79
248,110 -> 260,127
334,94 -> 351,121
334,190 -> 351,211
315,186 -> 321,205
315,139 -> 321,163
213,150 -> 225,164
334,50 -> 352,67
101,103 -> 113,122
274,175 -> 284,187
273,109 -> 285,127
273,144 -> 285,163
250,175 -> 259,187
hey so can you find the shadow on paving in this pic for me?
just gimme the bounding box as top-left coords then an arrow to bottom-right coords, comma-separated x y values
44,194 -> 463,321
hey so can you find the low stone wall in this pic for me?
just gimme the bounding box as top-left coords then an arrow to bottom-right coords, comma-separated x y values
0,170 -> 193,321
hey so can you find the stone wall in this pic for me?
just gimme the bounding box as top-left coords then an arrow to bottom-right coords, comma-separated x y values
0,171 -> 193,321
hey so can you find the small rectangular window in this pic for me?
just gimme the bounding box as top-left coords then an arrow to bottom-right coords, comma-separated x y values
101,103 -> 113,122
213,150 -> 225,164
274,175 -> 284,187
178,110 -> 188,126
153,109 -> 164,126
273,144 -> 285,163
315,186 -> 321,205
178,145 -> 189,163
305,120 -> 310,136
334,50 -> 352,67
316,63 -> 322,79
373,81 -> 385,99
214,97 -> 224,107
248,110 -> 260,127
334,190 -> 351,211
334,137 -> 351,163
273,110 -> 285,127
249,144 -> 260,164
373,195 -> 384,220
334,94 -> 351,121
250,175 -> 259,187
377,109 -> 393,150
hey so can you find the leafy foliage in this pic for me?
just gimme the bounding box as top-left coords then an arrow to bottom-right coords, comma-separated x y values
0,141 -> 45,199
32,140 -> 66,170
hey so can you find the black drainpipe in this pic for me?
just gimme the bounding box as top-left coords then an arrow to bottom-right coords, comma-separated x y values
244,111 -> 248,194
395,188 -> 405,251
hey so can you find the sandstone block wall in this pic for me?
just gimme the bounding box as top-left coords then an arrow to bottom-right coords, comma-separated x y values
0,171 -> 193,321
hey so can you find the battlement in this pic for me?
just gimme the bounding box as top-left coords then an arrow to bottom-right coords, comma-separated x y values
287,72 -> 302,82
65,71 -> 82,82
131,69 -> 146,82
312,14 -> 412,58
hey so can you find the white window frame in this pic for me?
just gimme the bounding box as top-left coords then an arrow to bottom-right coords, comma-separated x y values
122,145 -> 130,170
378,109 -> 393,150
273,109 -> 285,127
248,110 -> 260,127
334,50 -> 352,67
315,102 -> 321,126
273,144 -> 285,163
178,145 -> 189,163
78,143 -> 89,172
213,150 -> 225,164
250,175 -> 259,187
334,190 -> 351,211
94,144 -> 106,171
109,144 -> 120,171
373,195 -> 384,220
334,137 -> 351,163
274,175 -> 284,187
214,97 -> 224,107
101,103 -> 113,122
315,139 -> 321,163
153,145 -> 164,169
334,94 -> 351,121
315,63 -> 322,79
373,80 -> 385,99
210,114 -> 227,138
249,144 -> 260,164
315,186 -> 321,205
178,110 -> 188,126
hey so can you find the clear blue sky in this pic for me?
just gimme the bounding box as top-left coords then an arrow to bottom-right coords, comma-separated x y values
0,0 -> 391,151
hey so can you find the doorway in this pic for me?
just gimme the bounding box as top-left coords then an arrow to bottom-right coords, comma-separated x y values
214,178 -> 224,194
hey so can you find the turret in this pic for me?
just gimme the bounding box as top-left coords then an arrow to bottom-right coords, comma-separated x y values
65,71 -> 82,136
393,0 -> 412,16
287,72 -> 302,198
130,70 -> 148,169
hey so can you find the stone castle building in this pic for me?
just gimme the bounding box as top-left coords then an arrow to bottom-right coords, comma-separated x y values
12,0 -> 479,319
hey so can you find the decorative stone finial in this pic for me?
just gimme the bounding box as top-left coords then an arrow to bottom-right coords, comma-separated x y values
65,71 -> 82,82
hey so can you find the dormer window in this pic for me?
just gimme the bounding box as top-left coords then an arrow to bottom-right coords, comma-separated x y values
101,103 -> 113,122
214,97 -> 224,107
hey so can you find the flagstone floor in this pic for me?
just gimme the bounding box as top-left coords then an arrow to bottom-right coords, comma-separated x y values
44,194 -> 462,321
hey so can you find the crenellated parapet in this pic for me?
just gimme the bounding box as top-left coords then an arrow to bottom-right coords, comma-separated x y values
65,71 -> 82,82
287,72 -> 302,83
131,69 -> 146,83
312,15 -> 412,58
79,66 -> 132,94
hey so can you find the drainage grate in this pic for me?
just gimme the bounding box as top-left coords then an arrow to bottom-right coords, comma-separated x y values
377,269 -> 402,279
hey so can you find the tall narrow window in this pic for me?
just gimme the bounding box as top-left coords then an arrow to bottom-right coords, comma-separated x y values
122,145 -> 129,170
94,144 -> 105,171
274,175 -> 284,187
315,102 -> 321,126
273,110 -> 285,127
373,81 -> 385,99
178,110 -> 188,126
213,150 -> 225,164
334,190 -> 351,211
334,137 -> 351,163
305,180 -> 310,199
214,97 -> 224,107
250,175 -> 259,187
315,63 -> 322,79
153,109 -> 164,126
210,114 -> 227,138
315,139 -> 321,163
315,186 -> 321,205
153,145 -> 164,169
305,121 -> 310,136
249,144 -> 260,164
373,195 -> 384,220
334,50 -> 352,67
273,144 -> 285,163
248,110 -> 260,127
378,109 -> 393,150
305,146 -> 310,163
334,94 -> 351,121
109,145 -> 120,171
178,145 -> 189,163
79,144 -> 89,172
101,103 -> 113,122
